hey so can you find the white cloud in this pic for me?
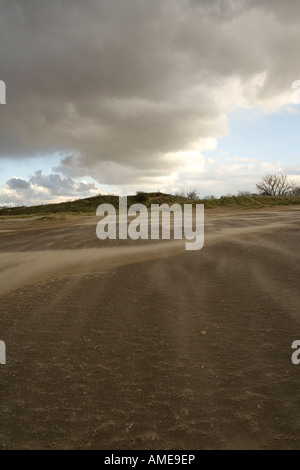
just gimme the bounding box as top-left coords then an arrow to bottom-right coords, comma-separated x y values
286,107 -> 299,115
0,172 -> 101,206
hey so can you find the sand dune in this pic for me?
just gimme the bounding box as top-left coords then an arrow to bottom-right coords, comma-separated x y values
0,207 -> 299,449
0,208 -> 298,296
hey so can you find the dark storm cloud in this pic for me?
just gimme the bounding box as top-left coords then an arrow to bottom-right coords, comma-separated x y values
0,0 -> 299,185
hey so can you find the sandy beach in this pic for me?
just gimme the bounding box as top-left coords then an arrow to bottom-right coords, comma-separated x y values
0,206 -> 299,449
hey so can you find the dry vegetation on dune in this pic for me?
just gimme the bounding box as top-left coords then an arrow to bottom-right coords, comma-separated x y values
1,192 -> 300,218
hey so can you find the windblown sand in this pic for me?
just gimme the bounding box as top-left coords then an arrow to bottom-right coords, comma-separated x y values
0,207 -> 299,449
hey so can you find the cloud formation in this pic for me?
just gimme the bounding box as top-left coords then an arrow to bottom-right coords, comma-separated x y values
0,172 -> 100,206
0,0 -> 299,193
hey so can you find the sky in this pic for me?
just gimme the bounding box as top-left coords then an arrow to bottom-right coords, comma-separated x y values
0,0 -> 300,206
